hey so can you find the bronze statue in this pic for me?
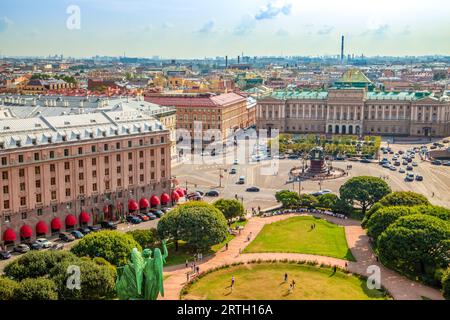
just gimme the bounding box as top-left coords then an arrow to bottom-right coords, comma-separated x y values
116,240 -> 168,300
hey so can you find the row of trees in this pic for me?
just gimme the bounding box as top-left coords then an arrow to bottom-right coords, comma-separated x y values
360,191 -> 450,298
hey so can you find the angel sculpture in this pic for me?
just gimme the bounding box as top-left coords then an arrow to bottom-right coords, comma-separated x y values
115,240 -> 168,300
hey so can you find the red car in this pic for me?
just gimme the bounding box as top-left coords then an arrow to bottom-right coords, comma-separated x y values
137,214 -> 150,222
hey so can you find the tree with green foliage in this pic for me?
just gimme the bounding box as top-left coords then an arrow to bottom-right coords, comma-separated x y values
377,214 -> 450,282
213,199 -> 245,223
442,268 -> 450,300
317,193 -> 339,209
275,190 -> 301,208
366,206 -> 419,240
157,201 -> 228,252
298,194 -> 318,209
71,230 -> 141,267
415,205 -> 450,221
379,191 -> 429,207
14,278 -> 58,300
3,250 -> 79,281
339,176 -> 391,215
126,229 -> 158,249
50,257 -> 116,300
0,277 -> 19,300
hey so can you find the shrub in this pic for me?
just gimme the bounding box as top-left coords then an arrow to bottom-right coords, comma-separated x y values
0,277 -> 19,300
14,278 -> 58,300
317,193 -> 339,209
442,268 -> 450,300
213,199 -> 245,222
366,206 -> 419,240
126,229 -> 158,249
298,194 -> 318,209
71,230 -> 141,267
415,205 -> 450,221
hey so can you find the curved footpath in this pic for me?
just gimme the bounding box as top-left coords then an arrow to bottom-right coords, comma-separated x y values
160,213 -> 444,300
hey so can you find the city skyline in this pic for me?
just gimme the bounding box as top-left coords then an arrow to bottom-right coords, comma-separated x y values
1,0 -> 450,58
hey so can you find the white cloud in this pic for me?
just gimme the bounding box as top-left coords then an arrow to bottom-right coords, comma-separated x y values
0,16 -> 13,33
255,1 -> 292,20
196,20 -> 215,34
233,15 -> 256,36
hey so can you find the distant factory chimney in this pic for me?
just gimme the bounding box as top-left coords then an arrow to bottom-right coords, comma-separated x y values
340,35 -> 345,64
225,55 -> 228,68
237,55 -> 240,64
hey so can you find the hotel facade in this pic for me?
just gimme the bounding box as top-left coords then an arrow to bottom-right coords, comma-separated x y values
0,109 -> 172,247
256,70 -> 450,137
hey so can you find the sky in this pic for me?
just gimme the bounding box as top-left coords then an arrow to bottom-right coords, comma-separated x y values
0,0 -> 449,58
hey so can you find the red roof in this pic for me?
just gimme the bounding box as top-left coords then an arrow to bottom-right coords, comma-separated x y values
3,229 -> 16,242
150,195 -> 161,206
36,221 -> 48,235
65,214 -> 77,227
144,92 -> 245,108
51,218 -> 62,230
20,225 -> 33,238
139,198 -> 150,209
80,211 -> 90,224
161,193 -> 170,204
128,199 -> 139,211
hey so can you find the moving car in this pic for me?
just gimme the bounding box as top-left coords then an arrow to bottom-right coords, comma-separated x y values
59,232 -> 75,242
412,162 -> 418,167
233,159 -> 239,165
71,230 -> 84,239
405,173 -> 415,182
0,250 -> 12,260
415,175 -> 424,181
389,166 -> 397,171
229,168 -> 237,174
443,161 -> 450,166
35,238 -> 52,248
394,161 -> 401,166
399,168 -> 406,173
288,154 -> 300,159
237,176 -> 245,184
100,221 -> 118,230
205,190 -> 220,197
14,244 -> 30,253
246,186 -> 260,192
406,165 -> 413,171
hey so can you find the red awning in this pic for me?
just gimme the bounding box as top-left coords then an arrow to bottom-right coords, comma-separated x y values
178,188 -> 186,196
79,211 -> 90,223
139,198 -> 150,209
171,191 -> 180,201
20,225 -> 33,238
65,214 -> 77,227
36,221 -> 48,235
161,193 -> 170,204
175,189 -> 184,197
51,218 -> 62,230
150,195 -> 160,206
3,229 -> 16,242
128,199 -> 139,211
103,205 -> 109,214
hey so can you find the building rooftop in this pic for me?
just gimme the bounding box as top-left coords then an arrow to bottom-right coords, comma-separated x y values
144,92 -> 246,108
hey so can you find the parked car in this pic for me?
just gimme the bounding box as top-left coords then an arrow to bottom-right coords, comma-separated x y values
233,159 -> 239,165
205,190 -> 220,197
431,160 -> 442,165
382,163 -> 390,168
394,161 -> 401,166
14,244 -> 30,253
412,162 -> 418,167
35,238 -> 52,248
59,232 -> 75,242
0,250 -> 12,260
399,168 -> 406,173
230,168 -> 237,174
405,173 -> 415,182
30,242 -> 44,250
406,165 -> 413,171
360,158 -> 371,163
334,156 -> 345,161
151,210 -> 164,218
49,243 -> 65,251
389,166 -> 397,171
100,221 -> 118,230
88,225 -> 102,232
146,212 -> 157,220
71,230 -> 84,239
288,154 -> 300,159
415,175 -> 424,181
443,161 -> 450,166
137,214 -> 150,222
126,215 -> 142,224
78,227 -> 91,235
443,139 -> 449,143
195,191 -> 205,196
246,186 -> 260,192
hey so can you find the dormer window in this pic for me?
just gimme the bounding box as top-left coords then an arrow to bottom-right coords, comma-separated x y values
62,136 -> 67,142
47,137 -> 52,143
16,141 -> 21,147
76,134 -> 81,140
64,121 -> 70,125
0,142 -> 4,149
32,139 -> 37,145
89,133 -> 94,138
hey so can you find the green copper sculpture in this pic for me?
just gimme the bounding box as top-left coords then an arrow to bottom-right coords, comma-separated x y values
116,240 -> 168,300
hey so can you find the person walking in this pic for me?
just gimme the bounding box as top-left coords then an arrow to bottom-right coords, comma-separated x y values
292,279 -> 296,289
225,243 -> 229,251
231,276 -> 235,292
186,273 -> 189,283
284,273 -> 288,283
196,266 -> 200,274
185,259 -> 189,268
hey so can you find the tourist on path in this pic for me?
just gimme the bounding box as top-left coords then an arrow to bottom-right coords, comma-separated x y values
284,273 -> 288,282
185,260 -> 189,268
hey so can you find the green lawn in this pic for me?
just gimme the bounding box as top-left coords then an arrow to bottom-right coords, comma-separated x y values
182,263 -> 388,300
165,219 -> 249,267
244,216 -> 355,261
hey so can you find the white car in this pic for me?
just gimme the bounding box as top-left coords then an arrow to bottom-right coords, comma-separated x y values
36,238 -> 52,248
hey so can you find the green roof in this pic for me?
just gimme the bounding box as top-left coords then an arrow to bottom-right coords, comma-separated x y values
269,90 -> 328,100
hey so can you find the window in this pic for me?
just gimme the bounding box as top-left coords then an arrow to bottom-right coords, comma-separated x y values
49,151 -> 55,159
91,145 -> 96,152
64,162 -> 70,170
151,172 -> 155,180
51,191 -> 56,200
51,178 -> 56,186
105,168 -> 109,175
139,139 -> 143,146
150,150 -> 154,156
161,159 -> 165,166
92,170 -> 97,178
161,148 -> 165,155
140,174 -> 144,182
128,141 -> 132,148
128,164 -> 133,171
50,164 -> 56,172
52,206 -> 57,213
104,144 -> 109,151
139,151 -> 144,158
128,152 -> 132,160
78,147 -> 83,155
65,175 -> 70,183
79,186 -> 85,194
79,172 -> 84,180
92,158 -> 97,166
1,157 -> 7,166
92,183 -> 97,192
161,137 -> 165,143
117,166 -> 121,174
20,197 -> 26,206
116,154 -> 121,161
104,156 -> 109,164
35,180 -> 41,188
139,162 -> 144,170
34,153 -> 40,161
1,171 -> 7,180
105,181 -> 110,190
3,200 -> 10,209
18,155 -> 24,163
78,160 -> 84,168
65,188 -> 71,197
117,179 -> 122,187
21,212 -> 27,219
116,142 -> 121,149
35,166 -> 41,175
151,160 -> 155,168
64,149 -> 69,157
4,214 -> 11,222
36,194 -> 42,203
3,186 -> 8,194
128,177 -> 133,184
